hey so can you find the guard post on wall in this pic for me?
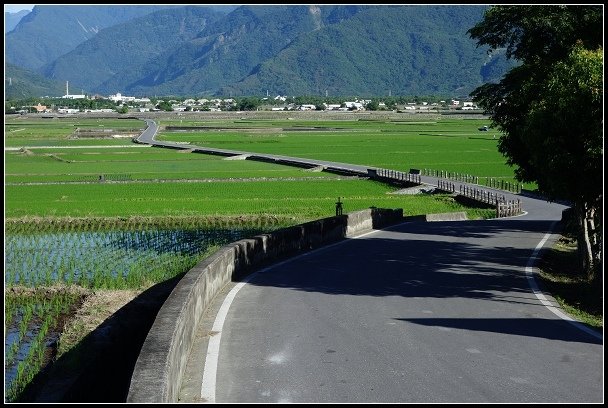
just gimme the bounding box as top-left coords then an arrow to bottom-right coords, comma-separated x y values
335,197 -> 343,216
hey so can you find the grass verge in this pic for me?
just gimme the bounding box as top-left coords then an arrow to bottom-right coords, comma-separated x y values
537,234 -> 603,329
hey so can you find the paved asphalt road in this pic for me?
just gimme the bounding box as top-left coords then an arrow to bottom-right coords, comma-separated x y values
138,119 -> 603,403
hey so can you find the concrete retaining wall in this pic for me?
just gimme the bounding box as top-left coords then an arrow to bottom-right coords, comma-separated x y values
402,211 -> 468,222
127,207 -> 403,403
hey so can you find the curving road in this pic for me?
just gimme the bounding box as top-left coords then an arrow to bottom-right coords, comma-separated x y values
138,119 -> 603,403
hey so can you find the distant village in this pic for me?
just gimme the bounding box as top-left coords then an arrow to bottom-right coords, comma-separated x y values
9,82 -> 480,115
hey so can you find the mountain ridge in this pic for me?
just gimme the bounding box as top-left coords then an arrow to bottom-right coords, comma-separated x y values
5,5 -> 518,98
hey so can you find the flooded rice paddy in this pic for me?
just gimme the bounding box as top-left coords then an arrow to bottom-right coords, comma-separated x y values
4,227 -> 263,401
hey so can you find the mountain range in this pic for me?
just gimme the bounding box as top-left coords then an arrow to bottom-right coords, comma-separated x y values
5,4 -> 516,99
5,9 -> 31,33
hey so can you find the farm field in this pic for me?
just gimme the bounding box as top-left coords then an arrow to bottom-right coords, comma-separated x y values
4,146 -> 340,183
154,115 -> 531,187
5,116 -> 144,147
4,112 -> 517,402
5,114 -> 514,222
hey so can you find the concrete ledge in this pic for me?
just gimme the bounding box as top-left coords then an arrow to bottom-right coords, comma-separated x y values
223,154 -> 250,160
127,207 -> 403,403
403,211 -> 468,222
425,211 -> 468,221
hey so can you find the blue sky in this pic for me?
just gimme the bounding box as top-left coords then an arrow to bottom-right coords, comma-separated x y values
5,4 -> 35,13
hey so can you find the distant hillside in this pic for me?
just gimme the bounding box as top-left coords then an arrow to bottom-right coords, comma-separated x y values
5,5 -> 174,70
41,6 -> 225,94
96,5 -> 367,96
222,6 -> 514,97
5,5 -> 519,98
5,9 -> 30,33
107,5 -> 512,97
5,63 -> 66,99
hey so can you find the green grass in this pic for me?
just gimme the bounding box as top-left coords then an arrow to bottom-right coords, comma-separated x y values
538,236 -> 603,329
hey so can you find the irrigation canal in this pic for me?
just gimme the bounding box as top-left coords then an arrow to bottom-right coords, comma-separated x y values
137,119 -> 603,403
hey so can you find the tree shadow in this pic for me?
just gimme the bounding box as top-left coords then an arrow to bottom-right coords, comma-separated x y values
243,219 -> 601,344
393,317 -> 602,345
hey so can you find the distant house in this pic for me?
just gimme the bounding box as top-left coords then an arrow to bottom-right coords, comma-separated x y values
33,103 -> 47,113
299,104 -> 316,111
57,108 -> 80,114
109,93 -> 135,103
343,101 -> 364,110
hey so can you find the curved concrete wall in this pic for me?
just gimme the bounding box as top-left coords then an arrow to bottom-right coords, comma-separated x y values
127,207 -> 403,402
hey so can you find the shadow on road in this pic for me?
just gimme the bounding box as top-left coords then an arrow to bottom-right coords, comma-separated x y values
393,317 -> 602,345
242,219 -> 601,344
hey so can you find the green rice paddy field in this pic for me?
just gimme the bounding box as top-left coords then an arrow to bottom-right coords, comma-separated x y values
155,116 -> 519,179
5,114 -> 530,223
4,112 -> 528,401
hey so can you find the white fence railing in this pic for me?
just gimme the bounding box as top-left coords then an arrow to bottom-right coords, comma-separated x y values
436,179 -> 523,218
374,168 -> 421,184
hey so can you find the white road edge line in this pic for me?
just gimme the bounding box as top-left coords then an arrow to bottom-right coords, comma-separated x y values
199,226 -> 386,403
525,222 -> 602,340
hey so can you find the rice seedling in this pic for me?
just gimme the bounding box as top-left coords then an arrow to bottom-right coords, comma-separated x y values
4,288 -> 85,402
4,224 -> 265,402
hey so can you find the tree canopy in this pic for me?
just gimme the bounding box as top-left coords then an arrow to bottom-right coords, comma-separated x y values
467,5 -> 603,282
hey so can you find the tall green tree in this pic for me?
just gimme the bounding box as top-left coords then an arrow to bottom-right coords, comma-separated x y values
467,5 -> 603,284
236,97 -> 261,111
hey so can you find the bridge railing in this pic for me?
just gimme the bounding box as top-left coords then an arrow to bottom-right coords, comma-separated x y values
373,168 -> 421,184
422,168 -> 523,194
436,179 -> 523,218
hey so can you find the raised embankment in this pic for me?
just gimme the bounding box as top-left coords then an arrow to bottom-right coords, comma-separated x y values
127,207 -> 403,402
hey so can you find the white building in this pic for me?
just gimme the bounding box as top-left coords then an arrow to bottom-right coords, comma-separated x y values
62,81 -> 86,99
343,101 -> 364,110
57,108 -> 80,114
108,92 -> 138,103
63,94 -> 86,99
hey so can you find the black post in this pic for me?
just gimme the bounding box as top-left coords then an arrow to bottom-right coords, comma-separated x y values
335,197 -> 343,216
